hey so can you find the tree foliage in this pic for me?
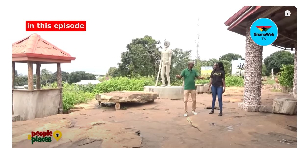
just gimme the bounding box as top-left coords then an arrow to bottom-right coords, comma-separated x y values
14,70 -> 28,86
114,36 -> 192,84
264,50 -> 294,74
169,48 -> 192,83
220,60 -> 231,75
262,64 -> 269,76
68,71 -> 96,83
278,64 -> 294,88
106,67 -> 118,77
41,69 -> 52,86
219,53 -> 243,62
14,70 -> 96,86
201,58 -> 218,67
116,35 -> 161,77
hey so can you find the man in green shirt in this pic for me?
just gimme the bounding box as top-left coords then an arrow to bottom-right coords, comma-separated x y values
176,61 -> 204,117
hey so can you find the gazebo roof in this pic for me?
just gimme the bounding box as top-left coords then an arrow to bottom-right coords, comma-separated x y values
12,33 -> 76,63
224,6 -> 297,50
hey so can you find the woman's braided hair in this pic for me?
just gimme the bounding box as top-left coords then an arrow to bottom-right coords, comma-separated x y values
217,62 -> 225,72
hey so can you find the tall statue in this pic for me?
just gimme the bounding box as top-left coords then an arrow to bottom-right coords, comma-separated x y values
160,40 -> 172,87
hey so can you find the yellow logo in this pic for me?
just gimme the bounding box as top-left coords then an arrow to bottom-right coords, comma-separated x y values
53,130 -> 62,141
28,130 -> 62,144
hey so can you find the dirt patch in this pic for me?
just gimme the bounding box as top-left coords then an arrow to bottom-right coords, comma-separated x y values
249,132 -> 297,146
55,138 -> 103,148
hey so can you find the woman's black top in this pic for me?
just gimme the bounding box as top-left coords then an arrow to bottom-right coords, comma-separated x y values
210,70 -> 225,87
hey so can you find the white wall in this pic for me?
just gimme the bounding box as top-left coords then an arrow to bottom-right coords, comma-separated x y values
231,59 -> 245,76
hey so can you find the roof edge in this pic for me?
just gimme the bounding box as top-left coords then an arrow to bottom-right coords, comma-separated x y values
224,6 -> 251,26
227,6 -> 262,30
12,53 -> 76,61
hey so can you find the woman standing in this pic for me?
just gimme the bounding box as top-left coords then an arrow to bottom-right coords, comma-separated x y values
208,62 -> 226,116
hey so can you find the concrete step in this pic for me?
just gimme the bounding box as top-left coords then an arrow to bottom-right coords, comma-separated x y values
12,115 -> 20,122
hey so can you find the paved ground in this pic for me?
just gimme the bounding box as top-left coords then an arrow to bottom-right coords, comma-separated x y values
12,87 -> 297,148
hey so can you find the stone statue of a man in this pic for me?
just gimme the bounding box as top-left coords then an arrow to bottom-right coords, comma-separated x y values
160,40 -> 172,86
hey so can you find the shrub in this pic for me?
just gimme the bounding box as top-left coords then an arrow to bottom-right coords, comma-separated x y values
196,79 -> 210,85
171,78 -> 209,86
225,76 -> 244,87
278,64 -> 294,88
171,79 -> 183,86
62,83 -> 95,110
43,82 -> 96,110
93,76 -> 155,94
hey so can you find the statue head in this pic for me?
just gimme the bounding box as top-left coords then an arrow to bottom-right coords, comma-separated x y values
164,40 -> 170,48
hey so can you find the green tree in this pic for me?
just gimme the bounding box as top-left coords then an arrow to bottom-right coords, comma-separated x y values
51,71 -> 70,83
219,53 -> 243,62
201,58 -> 218,66
169,48 -> 192,83
264,51 -> 294,74
106,67 -> 118,77
262,64 -> 269,76
41,69 -> 52,86
116,35 -> 161,77
14,70 -> 28,86
220,60 -> 231,75
68,71 -> 96,84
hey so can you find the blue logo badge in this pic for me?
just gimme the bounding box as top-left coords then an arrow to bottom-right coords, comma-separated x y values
250,18 -> 278,46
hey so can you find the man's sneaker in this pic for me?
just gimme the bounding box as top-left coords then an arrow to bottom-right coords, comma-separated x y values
192,111 -> 197,115
184,113 -> 188,117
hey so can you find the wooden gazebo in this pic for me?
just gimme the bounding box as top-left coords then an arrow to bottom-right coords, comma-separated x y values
12,33 -> 76,120
224,6 -> 297,111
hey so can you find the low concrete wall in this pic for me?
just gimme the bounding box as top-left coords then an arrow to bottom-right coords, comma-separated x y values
13,89 -> 61,121
196,84 -> 211,94
144,86 -> 184,100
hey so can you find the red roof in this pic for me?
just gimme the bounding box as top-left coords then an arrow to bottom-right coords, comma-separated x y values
224,6 -> 262,31
12,33 -> 76,63
224,6 -> 251,26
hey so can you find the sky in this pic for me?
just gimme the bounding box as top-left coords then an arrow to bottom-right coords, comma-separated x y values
10,1 -> 294,75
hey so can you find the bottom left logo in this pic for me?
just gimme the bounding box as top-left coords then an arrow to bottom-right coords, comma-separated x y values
28,130 -> 62,144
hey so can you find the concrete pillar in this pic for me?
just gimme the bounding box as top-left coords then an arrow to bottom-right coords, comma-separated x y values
27,62 -> 34,91
242,23 -> 263,111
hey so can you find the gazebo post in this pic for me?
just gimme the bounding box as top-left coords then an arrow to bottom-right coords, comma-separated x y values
36,63 -> 41,90
243,23 -> 263,111
293,43 -> 297,99
27,62 -> 34,91
57,63 -> 63,113
12,62 -> 15,115
12,62 -> 15,89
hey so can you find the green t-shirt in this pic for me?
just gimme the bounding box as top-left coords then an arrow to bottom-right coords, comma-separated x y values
180,68 -> 199,90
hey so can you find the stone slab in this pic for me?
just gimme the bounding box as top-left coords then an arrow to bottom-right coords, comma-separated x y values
237,103 -> 272,113
258,105 -> 273,113
144,86 -> 183,100
272,98 -> 297,115
196,84 -> 211,94
96,91 -> 158,104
